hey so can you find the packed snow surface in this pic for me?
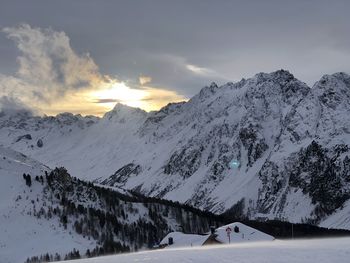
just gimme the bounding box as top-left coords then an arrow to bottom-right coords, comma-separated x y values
60,237 -> 350,263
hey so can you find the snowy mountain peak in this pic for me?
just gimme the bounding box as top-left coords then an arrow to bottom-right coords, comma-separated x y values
254,69 -> 294,83
332,72 -> 350,83
314,72 -> 350,90
103,103 -> 148,122
52,112 -> 85,125
159,102 -> 186,114
242,69 -> 310,107
209,82 -> 218,89
270,69 -> 294,80
196,82 -> 220,100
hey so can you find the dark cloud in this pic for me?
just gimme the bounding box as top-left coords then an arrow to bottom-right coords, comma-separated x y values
0,96 -> 34,115
94,98 -> 120,104
0,0 -> 349,103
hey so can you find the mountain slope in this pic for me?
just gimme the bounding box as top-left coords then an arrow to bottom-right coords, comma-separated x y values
1,70 -> 350,229
0,146 -> 223,262
0,146 -> 92,263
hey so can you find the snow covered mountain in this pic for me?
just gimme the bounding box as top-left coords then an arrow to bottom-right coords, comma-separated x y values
1,70 -> 350,229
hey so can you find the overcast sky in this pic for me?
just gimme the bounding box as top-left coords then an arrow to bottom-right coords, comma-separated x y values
0,0 -> 349,115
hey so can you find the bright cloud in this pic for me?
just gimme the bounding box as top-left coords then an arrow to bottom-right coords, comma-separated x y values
1,24 -> 106,102
138,86 -> 187,111
186,64 -> 213,75
139,75 -> 152,85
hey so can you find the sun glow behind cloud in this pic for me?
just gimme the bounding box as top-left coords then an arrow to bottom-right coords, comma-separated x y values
86,81 -> 186,114
89,81 -> 147,110
37,81 -> 187,117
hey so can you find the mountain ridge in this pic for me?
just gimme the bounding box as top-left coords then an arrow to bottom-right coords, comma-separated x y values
1,69 -> 350,230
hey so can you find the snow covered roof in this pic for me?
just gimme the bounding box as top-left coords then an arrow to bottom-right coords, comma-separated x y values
159,232 -> 209,248
159,222 -> 274,248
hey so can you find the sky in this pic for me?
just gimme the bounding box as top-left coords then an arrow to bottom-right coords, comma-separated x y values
0,0 -> 349,116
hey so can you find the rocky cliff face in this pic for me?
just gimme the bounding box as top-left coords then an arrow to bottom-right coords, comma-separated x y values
1,70 -> 350,229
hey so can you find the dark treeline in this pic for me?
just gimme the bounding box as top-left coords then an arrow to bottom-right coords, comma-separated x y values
113,188 -> 350,239
221,200 -> 350,239
26,249 -> 78,263
239,220 -> 350,239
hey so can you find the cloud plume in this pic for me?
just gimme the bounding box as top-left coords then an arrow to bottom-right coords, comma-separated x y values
0,96 -> 34,115
0,24 -> 110,113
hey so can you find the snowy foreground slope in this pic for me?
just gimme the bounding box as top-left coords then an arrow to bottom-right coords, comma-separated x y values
1,70 -> 350,229
60,237 -> 350,263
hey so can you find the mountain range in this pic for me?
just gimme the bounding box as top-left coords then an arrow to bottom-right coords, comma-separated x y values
1,69 -> 350,232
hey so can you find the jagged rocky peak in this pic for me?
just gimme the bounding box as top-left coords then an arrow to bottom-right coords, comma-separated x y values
158,101 -> 186,115
147,101 -> 186,119
209,81 -> 219,88
138,102 -> 187,137
256,69 -> 308,90
252,69 -> 294,84
40,112 -> 97,128
313,72 -> 350,108
103,103 -> 148,122
55,112 -> 82,123
197,81 -> 219,100
226,78 -> 247,90
332,72 -> 350,84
